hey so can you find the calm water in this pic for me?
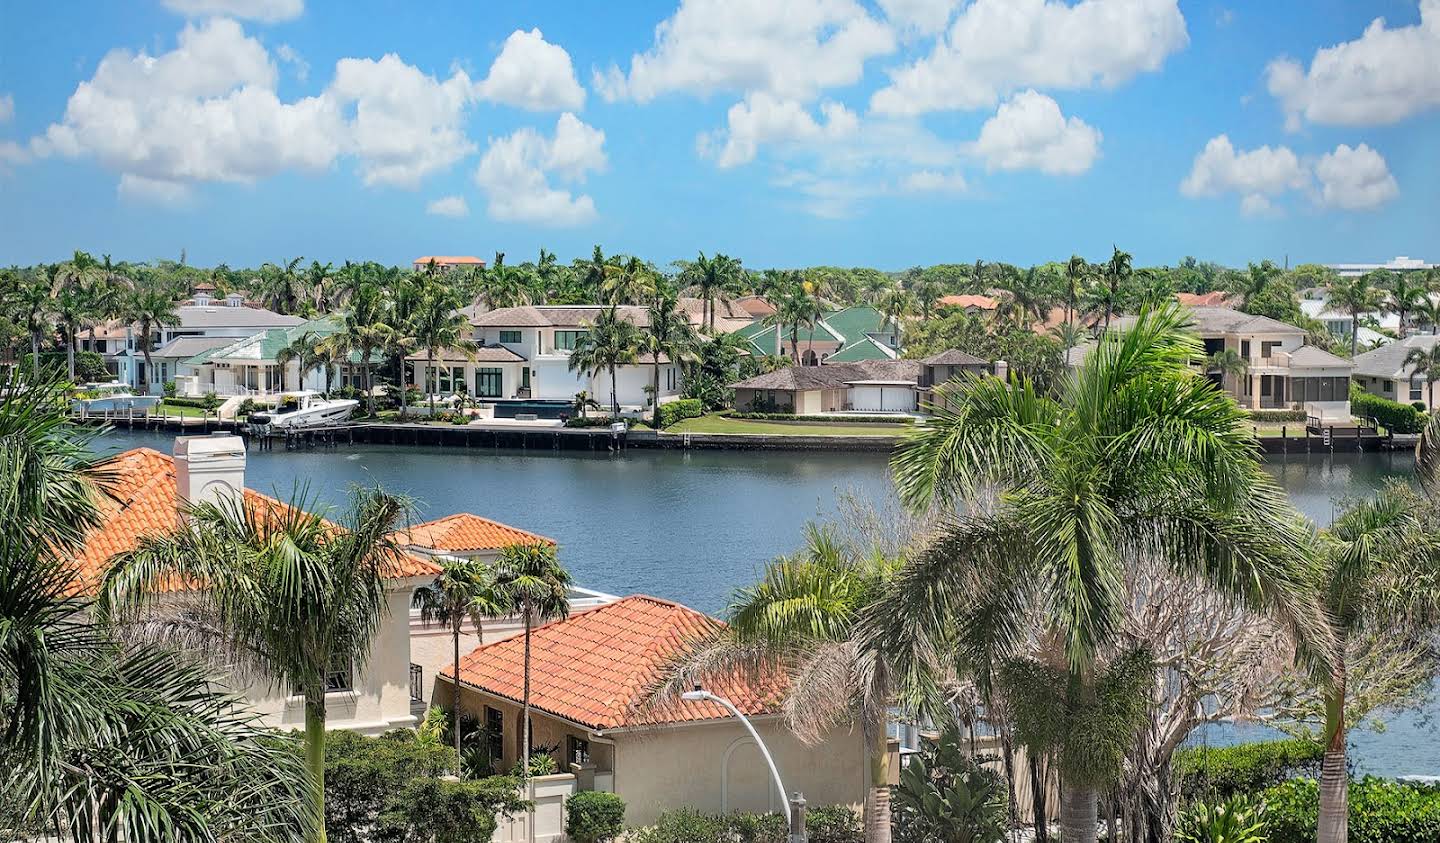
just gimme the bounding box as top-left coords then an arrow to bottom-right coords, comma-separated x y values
97,429 -> 1433,776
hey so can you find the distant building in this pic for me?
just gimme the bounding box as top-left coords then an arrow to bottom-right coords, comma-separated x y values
413,255 -> 486,273
1351,335 -> 1440,411
936,294 -> 999,314
1176,291 -> 1236,308
1327,256 -> 1435,278
115,303 -> 305,392
735,305 -> 899,366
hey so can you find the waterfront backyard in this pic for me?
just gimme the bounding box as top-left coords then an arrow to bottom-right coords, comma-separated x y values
99,427 -> 1434,780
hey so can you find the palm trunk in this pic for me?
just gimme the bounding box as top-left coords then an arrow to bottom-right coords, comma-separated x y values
428,351 -> 436,417
609,366 -> 619,417
1350,312 -> 1359,358
1317,655 -> 1348,843
1000,729 -> 1020,831
1030,753 -> 1049,843
522,606 -> 534,843
652,358 -> 661,421
141,347 -> 154,395
303,693 -> 328,843
1062,782 -> 1099,843
453,616 -> 463,778
67,329 -> 76,380
30,332 -> 40,379
863,717 -> 892,843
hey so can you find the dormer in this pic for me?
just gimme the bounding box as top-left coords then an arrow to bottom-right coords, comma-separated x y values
225,293 -> 244,307
193,292 -> 211,306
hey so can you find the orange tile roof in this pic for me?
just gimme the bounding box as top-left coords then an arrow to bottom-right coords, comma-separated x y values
70,447 -> 436,595
442,595 -> 784,731
395,513 -> 555,553
938,294 -> 998,310
1176,291 -> 1236,307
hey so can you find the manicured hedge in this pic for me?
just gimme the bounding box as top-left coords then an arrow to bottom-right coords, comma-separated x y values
564,417 -> 632,429
655,398 -> 703,429
1174,739 -> 1322,803
1246,409 -> 1307,422
1262,777 -> 1440,843
729,412 -> 915,425
1350,386 -> 1426,433
627,806 -> 861,843
565,791 -> 625,842
163,395 -> 221,410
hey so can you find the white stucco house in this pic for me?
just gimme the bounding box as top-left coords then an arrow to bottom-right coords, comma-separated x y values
115,299 -> 304,393
174,316 -> 362,398
1351,334 -> 1440,411
73,434 -> 439,734
409,305 -> 684,417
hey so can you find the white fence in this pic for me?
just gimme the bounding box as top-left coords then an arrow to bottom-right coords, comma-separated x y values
492,773 -> 577,843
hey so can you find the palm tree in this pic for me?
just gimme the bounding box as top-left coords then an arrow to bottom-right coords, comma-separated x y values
1048,321 -> 1088,351
1414,298 -> 1440,335
53,252 -> 101,380
1101,246 -> 1132,332
578,245 -> 616,303
874,306 -> 1326,843
276,330 -> 328,392
1065,255 -> 1090,327
685,252 -> 743,332
100,485 -> 414,843
764,274 -> 812,364
409,285 -> 478,416
602,256 -> 656,306
1206,347 -> 1249,392
1382,271 -> 1425,338
413,556 -> 509,778
476,252 -> 532,310
492,542 -> 571,786
1308,480 -> 1440,843
16,267 -> 56,379
121,286 -> 179,394
876,287 -> 913,345
1403,344 -> 1440,409
1327,274 -> 1385,357
571,390 -> 600,420
0,372 -> 317,841
323,283 -> 392,416
260,256 -> 306,315
644,286 -> 699,418
658,525 -> 899,843
567,306 -> 642,417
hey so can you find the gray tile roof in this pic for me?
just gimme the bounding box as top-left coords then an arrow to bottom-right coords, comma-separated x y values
470,305 -> 650,328
151,336 -> 237,360
174,305 -> 305,329
406,344 -> 528,363
1111,306 -> 1305,336
1351,335 -> 1440,378
729,360 -> 920,391
921,349 -> 988,366
1286,345 -> 1353,369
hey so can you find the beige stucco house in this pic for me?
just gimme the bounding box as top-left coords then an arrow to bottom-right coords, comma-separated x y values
72,434 -> 439,734
438,595 -> 880,828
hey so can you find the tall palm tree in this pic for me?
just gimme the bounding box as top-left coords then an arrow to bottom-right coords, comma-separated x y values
1413,298 -> 1440,335
578,245 -> 616,303
276,330 -> 328,392
1206,347 -> 1249,392
1101,246 -> 1132,332
644,285 -> 699,417
1065,255 -> 1090,327
413,556 -> 509,778
492,543 -> 571,786
100,485 -> 414,843
1308,479 -> 1440,843
121,286 -> 179,394
874,306 -> 1326,843
0,373 -> 317,841
476,252 -> 532,310
409,286 -> 478,417
876,287 -> 914,344
658,525 -> 899,843
1403,344 -> 1440,409
323,283 -> 392,416
1382,271 -> 1425,338
53,252 -> 101,380
763,274 -> 813,364
16,267 -> 57,379
602,256 -> 656,306
1327,274 -> 1385,358
685,252 -> 743,332
567,306 -> 642,417
260,256 -> 306,315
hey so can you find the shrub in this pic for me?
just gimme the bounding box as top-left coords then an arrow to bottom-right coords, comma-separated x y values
627,808 -> 732,843
1262,777 -> 1440,843
1412,401 -> 1428,412
163,395 -> 214,409
805,804 -> 862,843
526,752 -> 558,777
565,791 -> 626,843
236,398 -> 258,419
656,398 -> 704,429
565,416 -> 634,429
1175,795 -> 1268,843
729,412 -> 915,424
1350,386 -> 1425,433
162,380 -> 177,398
1245,409 -> 1306,422
321,729 -> 454,843
892,726 -> 1008,843
373,775 -> 527,843
1174,739 -> 1322,804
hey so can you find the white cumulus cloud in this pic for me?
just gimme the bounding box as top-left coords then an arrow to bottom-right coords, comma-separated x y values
878,0 -> 961,36
1266,0 -> 1440,130
425,195 -> 470,217
871,0 -> 1188,116
900,169 -> 968,193
328,54 -> 476,188
970,90 -> 1101,175
476,28 -> 586,111
1314,143 -> 1399,210
474,113 -> 606,226
32,19 -> 343,188
160,0 -> 303,22
595,0 -> 894,103
701,93 -> 858,168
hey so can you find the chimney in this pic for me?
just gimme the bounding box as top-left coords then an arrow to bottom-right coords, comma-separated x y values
174,433 -> 246,518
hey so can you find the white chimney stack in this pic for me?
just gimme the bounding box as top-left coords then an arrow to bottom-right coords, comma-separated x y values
994,359 -> 1009,381
174,433 -> 247,518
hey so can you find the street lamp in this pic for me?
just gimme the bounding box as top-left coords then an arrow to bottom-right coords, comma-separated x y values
681,685 -> 800,833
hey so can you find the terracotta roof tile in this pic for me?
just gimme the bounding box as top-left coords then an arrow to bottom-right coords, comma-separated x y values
69,447 -> 436,595
442,595 -> 784,730
395,513 -> 555,553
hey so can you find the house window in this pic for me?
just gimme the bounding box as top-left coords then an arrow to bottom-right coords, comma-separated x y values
499,330 -> 522,344
475,368 -> 503,398
568,735 -> 590,767
485,706 -> 504,762
521,368 -> 531,390
554,330 -> 587,351
1241,340 -> 1251,358
1411,382 -> 1423,401
1261,341 -> 1282,358
665,366 -> 677,391
1384,380 -> 1394,393
324,658 -> 354,693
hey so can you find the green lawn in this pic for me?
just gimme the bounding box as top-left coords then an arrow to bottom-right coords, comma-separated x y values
666,414 -> 910,437
157,401 -> 211,418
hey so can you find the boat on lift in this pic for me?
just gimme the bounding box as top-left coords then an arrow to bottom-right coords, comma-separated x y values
247,391 -> 359,430
70,381 -> 163,415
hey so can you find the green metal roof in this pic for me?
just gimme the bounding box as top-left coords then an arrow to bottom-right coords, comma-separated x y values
185,316 -> 351,365
824,336 -> 896,362
734,305 -> 896,360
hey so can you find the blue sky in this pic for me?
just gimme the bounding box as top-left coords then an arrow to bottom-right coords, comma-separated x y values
0,0 -> 1436,270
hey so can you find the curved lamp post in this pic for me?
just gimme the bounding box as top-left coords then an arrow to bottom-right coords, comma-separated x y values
682,686 -> 793,826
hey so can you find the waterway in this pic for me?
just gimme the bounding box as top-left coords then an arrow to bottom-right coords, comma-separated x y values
97,429 -> 1433,776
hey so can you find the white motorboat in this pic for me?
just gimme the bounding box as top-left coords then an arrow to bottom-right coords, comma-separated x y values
71,382 -> 163,415
247,391 -> 359,430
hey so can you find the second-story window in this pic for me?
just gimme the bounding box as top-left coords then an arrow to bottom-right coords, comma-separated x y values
499,330 -> 522,344
554,330 -> 587,351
